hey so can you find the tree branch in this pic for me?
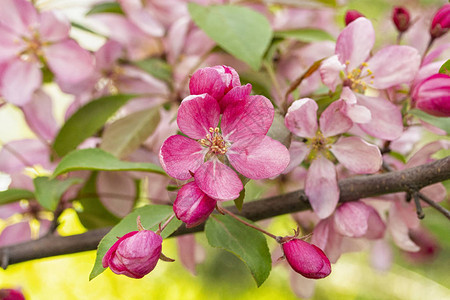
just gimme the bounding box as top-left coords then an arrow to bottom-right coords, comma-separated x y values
1,156 -> 449,268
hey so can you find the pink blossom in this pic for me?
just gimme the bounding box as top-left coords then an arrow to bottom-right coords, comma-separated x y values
282,238 -> 331,279
0,0 -> 94,105
430,4 -> 450,38
174,181 -> 217,227
412,73 -> 450,117
102,229 -> 163,278
284,98 -> 382,218
319,17 -> 421,140
160,94 -> 289,201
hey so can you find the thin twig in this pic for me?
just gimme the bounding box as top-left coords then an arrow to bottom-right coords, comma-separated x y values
418,192 -> 450,220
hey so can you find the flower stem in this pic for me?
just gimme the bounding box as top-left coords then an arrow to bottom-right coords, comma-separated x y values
216,204 -> 279,241
156,213 -> 176,235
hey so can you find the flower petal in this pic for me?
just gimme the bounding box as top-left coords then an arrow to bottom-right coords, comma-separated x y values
159,135 -> 205,180
319,100 -> 353,137
0,221 -> 31,247
282,141 -> 310,174
219,83 -> 252,112
174,181 -> 217,228
194,160 -> 243,201
97,171 -> 136,218
319,55 -> 345,92
21,89 -> 58,140
305,156 -> 339,219
336,17 -> 375,70
39,10 -> 70,42
0,0 -> 38,36
366,46 -> 421,89
0,59 -> 41,105
334,202 -> 371,237
356,94 -> 403,140
0,139 -> 51,173
0,25 -> 26,63
284,98 -> 318,138
221,95 -> 274,142
340,87 -> 371,123
227,135 -> 290,179
44,40 -> 95,87
330,137 -> 381,174
177,94 -> 220,139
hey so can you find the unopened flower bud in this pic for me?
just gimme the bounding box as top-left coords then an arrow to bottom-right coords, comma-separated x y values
0,289 -> 25,300
282,238 -> 331,279
174,181 -> 217,228
412,73 -> 450,117
430,4 -> 450,39
345,10 -> 365,26
102,229 -> 163,278
392,7 -> 411,32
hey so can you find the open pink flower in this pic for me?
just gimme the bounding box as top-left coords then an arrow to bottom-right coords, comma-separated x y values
319,17 -> 420,140
160,94 -> 289,201
285,98 -> 382,218
0,0 -> 94,105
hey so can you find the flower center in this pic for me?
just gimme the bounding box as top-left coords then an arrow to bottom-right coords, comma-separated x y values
306,131 -> 333,161
343,61 -> 375,93
199,127 -> 229,155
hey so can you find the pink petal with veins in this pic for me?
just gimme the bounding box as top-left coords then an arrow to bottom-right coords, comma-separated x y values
285,98 -> 318,139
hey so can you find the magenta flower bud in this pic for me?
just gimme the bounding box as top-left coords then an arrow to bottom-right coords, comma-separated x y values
0,289 -> 25,300
282,239 -> 331,279
430,4 -> 450,38
392,7 -> 411,32
345,10 -> 365,26
174,181 -> 217,228
102,230 -> 163,278
412,74 -> 450,117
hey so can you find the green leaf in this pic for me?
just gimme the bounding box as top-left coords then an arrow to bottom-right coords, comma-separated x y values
234,189 -> 245,211
90,205 -> 181,280
86,2 -> 124,15
205,214 -> 271,286
389,151 -> 407,164
33,177 -> 83,211
188,3 -> 272,70
53,94 -> 135,157
274,28 -> 335,42
409,109 -> 450,134
0,189 -> 34,205
75,172 -> 121,229
133,58 -> 173,83
100,107 -> 160,158
439,59 -> 450,75
52,148 -> 165,178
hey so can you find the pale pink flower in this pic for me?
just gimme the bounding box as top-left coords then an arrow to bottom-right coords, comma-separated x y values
284,98 -> 382,218
319,17 -> 421,140
160,94 -> 289,201
0,0 -> 94,105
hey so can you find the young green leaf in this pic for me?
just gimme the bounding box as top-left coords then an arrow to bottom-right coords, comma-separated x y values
89,205 -> 181,280
75,172 -> 122,230
439,59 -> 450,75
0,189 -> 34,205
133,58 -> 173,83
52,148 -> 165,178
53,94 -> 135,157
33,177 -> 83,211
188,4 -> 272,70
205,214 -> 271,286
86,2 -> 124,15
274,28 -> 335,42
100,107 -> 160,158
409,109 -> 450,134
